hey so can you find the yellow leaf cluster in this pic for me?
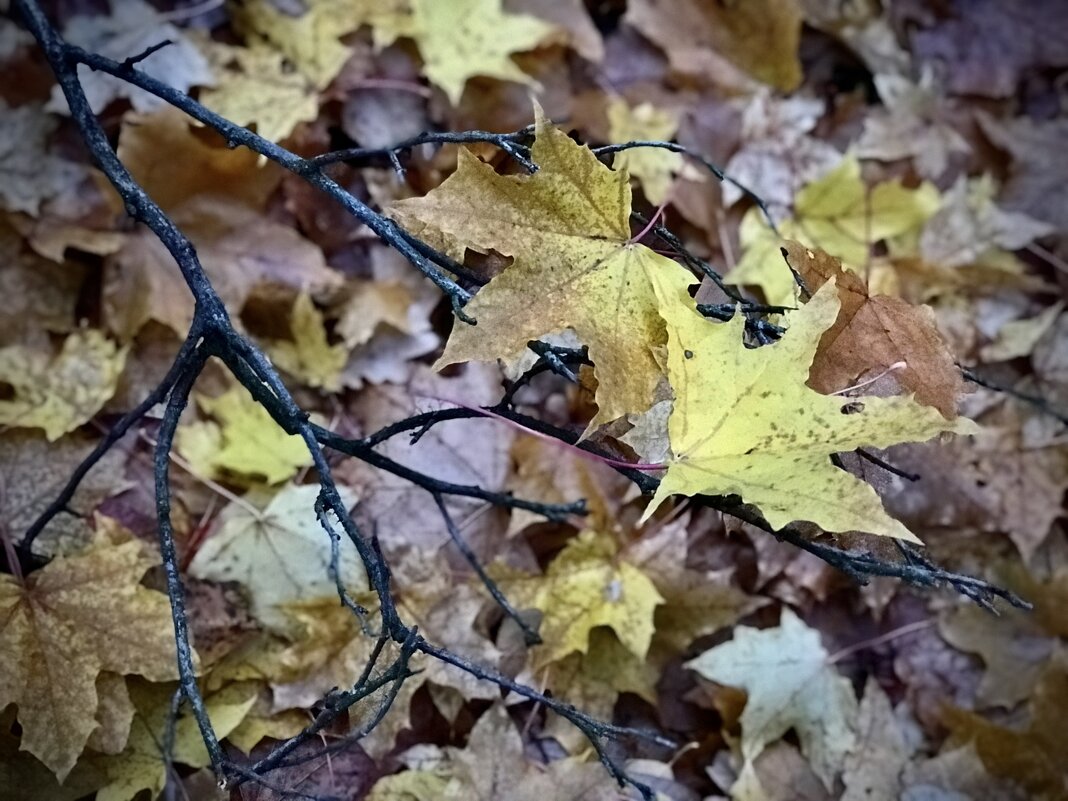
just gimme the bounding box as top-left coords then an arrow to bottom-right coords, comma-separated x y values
606,97 -> 685,205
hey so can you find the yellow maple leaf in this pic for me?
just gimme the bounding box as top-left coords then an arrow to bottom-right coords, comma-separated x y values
686,609 -> 858,791
232,0 -> 388,89
174,384 -> 312,485
197,41 -> 319,143
0,329 -> 127,441
493,530 -> 664,667
264,292 -> 348,391
0,536 -> 180,780
731,155 -> 941,305
606,98 -> 685,205
390,104 -> 695,430
642,279 -> 976,541
375,0 -> 556,104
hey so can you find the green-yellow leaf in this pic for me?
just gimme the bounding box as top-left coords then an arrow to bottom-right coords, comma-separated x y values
606,98 -> 685,205
188,484 -> 365,633
232,0 -> 388,89
390,104 -> 695,430
93,681 -> 256,801
264,292 -> 348,391
493,530 -> 664,667
174,384 -> 311,485
731,155 -> 940,305
0,329 -> 127,441
0,536 -> 179,780
643,279 -> 976,541
374,0 -> 556,104
686,609 -> 858,790
197,41 -> 319,143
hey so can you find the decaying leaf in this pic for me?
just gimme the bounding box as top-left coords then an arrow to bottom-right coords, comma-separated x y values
197,40 -> 320,143
0,329 -> 128,441
390,103 -> 694,429
90,680 -> 256,801
687,609 -> 858,790
786,241 -> 964,418
0,534 -> 180,779
367,703 -> 621,800
0,102 -> 84,216
856,69 -> 970,178
644,279 -> 974,540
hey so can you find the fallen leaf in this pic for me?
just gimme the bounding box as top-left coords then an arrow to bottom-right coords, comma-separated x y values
644,279 -> 974,540
390,103 -> 695,430
686,608 -> 858,790
0,432 -> 130,557
721,91 -> 841,212
520,628 -> 657,752
606,97 -> 685,205
493,529 -> 664,667
197,40 -> 320,143
263,292 -> 349,391
374,0 -> 557,105
856,69 -> 970,178
942,656 -> 1068,801
919,175 -> 1054,269
0,535 -> 180,779
0,102 -> 84,216
46,0 -> 214,115
841,679 -> 910,801
938,564 -> 1068,709
901,743 -> 1030,801
787,241 -> 964,418
0,328 -> 128,441
91,680 -> 256,801
732,155 -> 941,305
911,0 -> 1068,99
511,0 -> 603,63
981,302 -> 1064,363
175,384 -> 312,486
977,113 -> 1068,233
625,0 -> 803,91
367,703 -> 621,800
188,484 -> 365,633
117,107 -> 283,213
232,0 -> 380,89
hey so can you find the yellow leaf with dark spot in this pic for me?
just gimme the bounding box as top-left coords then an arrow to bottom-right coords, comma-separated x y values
643,279 -> 976,541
